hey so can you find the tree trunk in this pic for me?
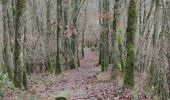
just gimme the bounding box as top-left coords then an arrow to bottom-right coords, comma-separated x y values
101,0 -> 110,72
98,0 -> 102,65
81,3 -> 87,58
63,0 -> 70,70
166,0 -> 170,97
112,0 -> 120,68
149,0 -> 161,90
69,0 -> 78,69
56,0 -> 62,74
124,0 -> 137,88
2,0 -> 14,80
23,16 -> 28,89
13,0 -> 27,89
45,0 -> 53,72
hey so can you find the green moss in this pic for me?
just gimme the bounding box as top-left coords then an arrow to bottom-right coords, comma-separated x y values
13,0 -> 27,89
120,59 -> 125,72
118,27 -> 125,72
47,57 -> 53,72
116,62 -> 122,69
0,63 -> 2,73
124,45 -> 136,88
118,27 -> 124,46
23,71 -> 27,89
123,0 -> 137,89
56,60 -> 62,75
56,0 -> 62,74
69,58 -> 76,69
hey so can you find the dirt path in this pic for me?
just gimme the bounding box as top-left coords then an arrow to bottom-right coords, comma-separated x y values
3,48 -> 131,100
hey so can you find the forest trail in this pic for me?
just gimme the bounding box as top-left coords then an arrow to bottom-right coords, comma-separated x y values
3,48 -> 131,100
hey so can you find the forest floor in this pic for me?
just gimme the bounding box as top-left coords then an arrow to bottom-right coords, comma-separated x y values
3,48 -> 135,100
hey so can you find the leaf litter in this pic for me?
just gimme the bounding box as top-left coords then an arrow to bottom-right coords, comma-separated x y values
3,48 -> 136,100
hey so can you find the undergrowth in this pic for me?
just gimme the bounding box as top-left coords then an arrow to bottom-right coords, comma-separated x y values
0,72 -> 13,99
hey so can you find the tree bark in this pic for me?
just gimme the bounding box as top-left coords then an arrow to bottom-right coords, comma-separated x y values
2,0 -> 14,80
166,0 -> 170,97
101,0 -> 110,72
81,3 -> 87,58
149,0 -> 161,89
45,0 -> 53,72
98,0 -> 102,65
13,0 -> 27,89
124,0 -> 137,88
112,0 -> 120,68
56,0 -> 62,74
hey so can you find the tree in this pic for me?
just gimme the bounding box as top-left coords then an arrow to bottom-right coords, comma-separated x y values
149,0 -> 161,90
112,0 -> 120,69
165,0 -> 170,97
101,0 -> 110,72
81,2 -> 88,58
71,0 -> 78,54
124,0 -> 137,88
1,0 -> 14,79
98,0 -> 102,65
63,0 -> 70,69
45,0 -> 53,72
13,0 -> 27,89
56,0 -> 62,74
68,0 -> 78,69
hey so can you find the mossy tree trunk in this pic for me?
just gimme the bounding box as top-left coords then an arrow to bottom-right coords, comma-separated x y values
63,0 -> 70,70
124,0 -> 137,88
23,16 -> 28,89
118,27 -> 125,72
46,0 -> 53,72
56,0 -> 62,74
2,0 -> 14,80
112,0 -> 120,69
13,0 -> 27,89
101,0 -> 110,72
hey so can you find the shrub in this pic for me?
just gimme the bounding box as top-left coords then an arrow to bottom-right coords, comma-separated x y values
0,72 -> 12,99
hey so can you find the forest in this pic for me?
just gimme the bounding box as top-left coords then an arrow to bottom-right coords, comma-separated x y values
0,0 -> 170,99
